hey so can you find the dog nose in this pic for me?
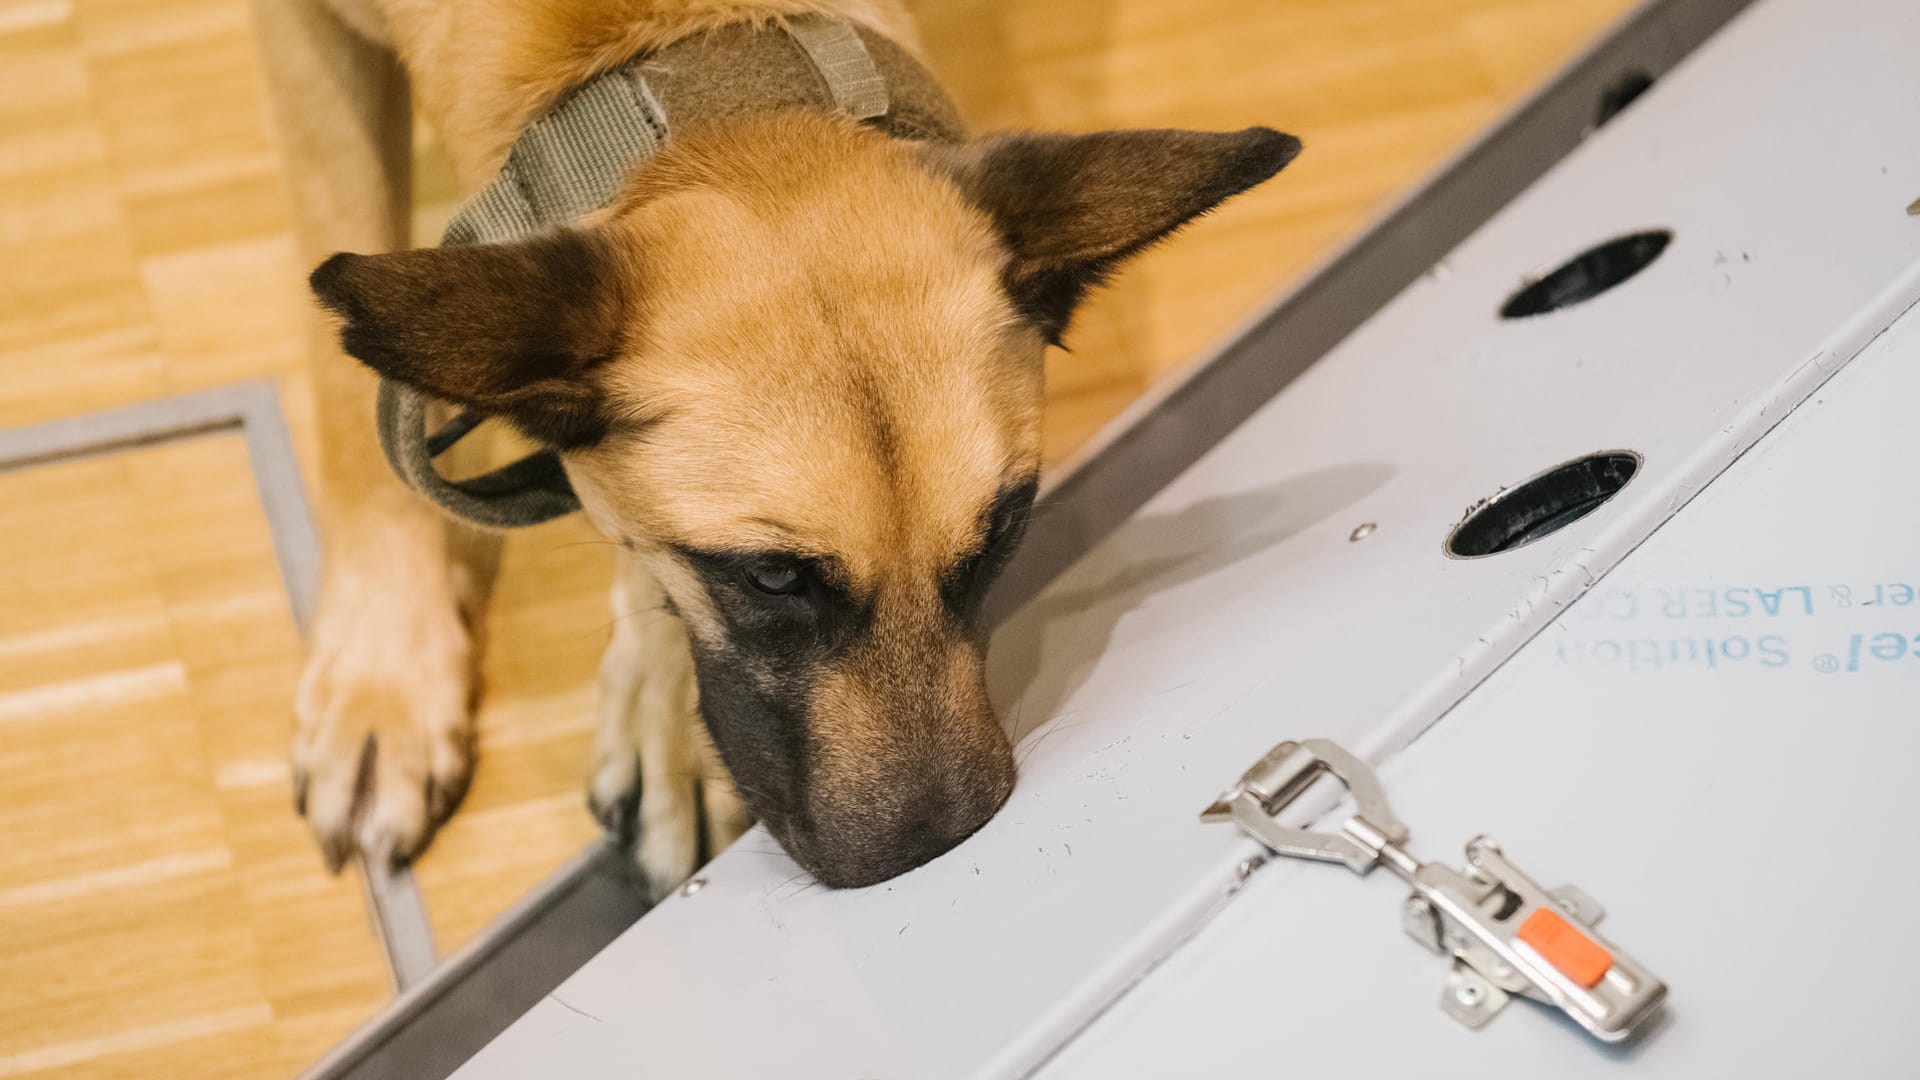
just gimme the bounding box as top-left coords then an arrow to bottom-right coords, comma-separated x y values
899,787 -> 1002,866
804,751 -> 1015,888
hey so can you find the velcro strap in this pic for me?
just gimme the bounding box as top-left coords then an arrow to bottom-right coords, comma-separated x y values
786,15 -> 890,120
509,72 -> 667,224
444,68 -> 667,247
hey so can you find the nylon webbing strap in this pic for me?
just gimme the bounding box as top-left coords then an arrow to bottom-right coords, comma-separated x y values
785,15 -> 890,120
378,16 -> 886,529
440,72 -> 668,248
376,380 -> 582,529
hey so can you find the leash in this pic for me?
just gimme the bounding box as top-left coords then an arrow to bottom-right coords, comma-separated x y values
377,15 -> 892,529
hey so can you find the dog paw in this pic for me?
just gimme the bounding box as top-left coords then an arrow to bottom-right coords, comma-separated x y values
590,554 -> 715,899
293,557 -> 479,871
590,663 -> 703,899
591,744 -> 751,900
590,756 -> 702,900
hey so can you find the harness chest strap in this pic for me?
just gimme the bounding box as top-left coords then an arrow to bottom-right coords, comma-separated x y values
377,15 -> 906,529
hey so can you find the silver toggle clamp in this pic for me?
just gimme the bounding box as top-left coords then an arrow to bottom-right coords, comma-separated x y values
1201,738 -> 1666,1042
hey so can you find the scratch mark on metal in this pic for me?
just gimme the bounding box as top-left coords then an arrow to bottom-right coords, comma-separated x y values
549,994 -> 603,1023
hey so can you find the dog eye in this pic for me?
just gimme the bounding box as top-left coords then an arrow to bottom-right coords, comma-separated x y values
743,559 -> 805,596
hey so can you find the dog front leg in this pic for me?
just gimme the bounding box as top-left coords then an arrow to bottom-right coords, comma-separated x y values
592,552 -> 750,898
253,0 -> 498,869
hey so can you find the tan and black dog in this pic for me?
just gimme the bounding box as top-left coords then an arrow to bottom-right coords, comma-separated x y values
255,0 -> 1297,893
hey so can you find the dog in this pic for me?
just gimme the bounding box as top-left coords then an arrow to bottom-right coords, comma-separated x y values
255,0 -> 1298,894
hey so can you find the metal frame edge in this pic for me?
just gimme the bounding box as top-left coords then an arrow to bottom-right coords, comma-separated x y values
0,384 -> 439,993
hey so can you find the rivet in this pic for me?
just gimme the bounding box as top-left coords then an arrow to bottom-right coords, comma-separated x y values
1234,854 -> 1268,886
680,876 -> 708,898
1349,522 -> 1377,543
1456,982 -> 1487,1007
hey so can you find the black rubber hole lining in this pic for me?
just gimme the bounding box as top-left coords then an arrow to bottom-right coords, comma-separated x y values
1499,230 -> 1671,319
1446,452 -> 1640,559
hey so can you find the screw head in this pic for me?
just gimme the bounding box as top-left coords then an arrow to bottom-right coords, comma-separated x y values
1349,522 -> 1377,542
1465,836 -> 1501,865
680,876 -> 708,898
1455,982 -> 1487,1007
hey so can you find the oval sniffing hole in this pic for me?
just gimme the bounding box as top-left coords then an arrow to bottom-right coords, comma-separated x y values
1499,230 -> 1671,319
1446,451 -> 1641,559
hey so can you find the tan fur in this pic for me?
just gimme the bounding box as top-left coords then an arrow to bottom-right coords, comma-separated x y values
593,553 -> 748,886
563,117 -> 1039,881
252,0 -> 498,870
259,0 -> 961,895
571,115 -> 1042,579
252,0 -> 898,888
803,625 -> 1010,827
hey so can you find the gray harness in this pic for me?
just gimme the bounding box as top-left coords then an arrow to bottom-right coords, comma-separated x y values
377,16 -> 892,529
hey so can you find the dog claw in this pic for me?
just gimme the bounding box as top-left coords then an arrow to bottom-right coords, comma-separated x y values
587,772 -> 641,846
587,737 -> 641,840
424,734 -> 475,825
293,638 -> 478,875
317,829 -> 351,876
589,752 -> 697,900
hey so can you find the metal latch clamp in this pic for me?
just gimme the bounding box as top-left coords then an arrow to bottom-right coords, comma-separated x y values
1202,738 -> 1666,1042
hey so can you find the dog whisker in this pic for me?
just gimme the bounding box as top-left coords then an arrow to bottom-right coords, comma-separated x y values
1014,712 -> 1094,768
769,870 -> 819,900
577,605 -> 675,645
535,538 -> 625,556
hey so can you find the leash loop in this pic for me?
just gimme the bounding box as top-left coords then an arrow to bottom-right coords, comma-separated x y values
376,380 -> 582,529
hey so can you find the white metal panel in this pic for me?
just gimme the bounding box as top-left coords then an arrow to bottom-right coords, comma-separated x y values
1038,268 -> 1920,1080
456,1 -> 1920,1076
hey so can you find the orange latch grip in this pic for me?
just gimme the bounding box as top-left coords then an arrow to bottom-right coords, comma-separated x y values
1517,908 -> 1612,989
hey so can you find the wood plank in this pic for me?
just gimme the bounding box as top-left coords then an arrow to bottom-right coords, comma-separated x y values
0,437 -> 390,1079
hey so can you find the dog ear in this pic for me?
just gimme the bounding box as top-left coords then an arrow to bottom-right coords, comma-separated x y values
309,229 -> 631,449
933,127 -> 1301,345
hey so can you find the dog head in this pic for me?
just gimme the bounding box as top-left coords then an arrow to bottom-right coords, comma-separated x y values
311,113 -> 1298,886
